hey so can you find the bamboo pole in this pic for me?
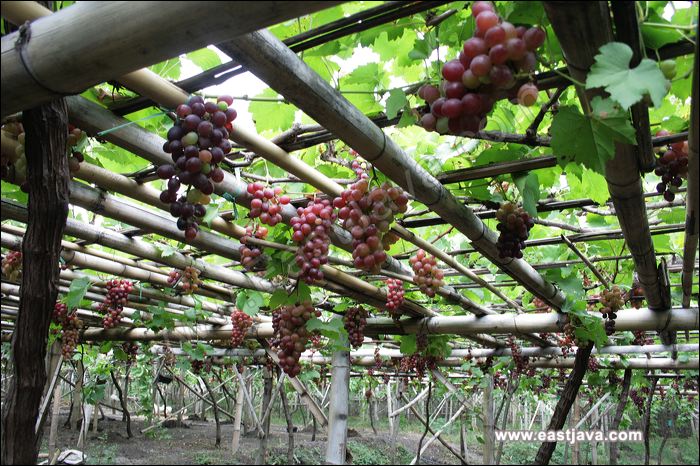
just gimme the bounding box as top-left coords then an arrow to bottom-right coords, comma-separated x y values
543,2 -> 666,320
483,375 -> 495,465
324,324 -> 350,465
216,30 -> 566,310
231,378 -> 245,455
681,24 -> 699,308
0,1 -> 339,117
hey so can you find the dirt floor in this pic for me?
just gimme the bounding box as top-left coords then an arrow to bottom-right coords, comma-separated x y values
44,412 -> 482,465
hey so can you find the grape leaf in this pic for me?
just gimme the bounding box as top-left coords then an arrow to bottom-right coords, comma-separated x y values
586,42 -> 668,109
202,204 -> 220,226
512,172 -> 540,217
551,98 -> 636,174
186,48 -> 222,72
400,334 -> 417,355
155,242 -> 177,258
268,289 -> 289,310
236,290 -> 264,316
65,276 -> 92,310
248,88 -> 296,133
385,89 -> 407,119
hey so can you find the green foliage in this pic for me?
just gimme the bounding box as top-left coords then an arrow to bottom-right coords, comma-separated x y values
236,290 -> 264,316
64,276 -> 92,310
586,42 -> 669,109
512,172 -> 540,217
551,97 -> 637,174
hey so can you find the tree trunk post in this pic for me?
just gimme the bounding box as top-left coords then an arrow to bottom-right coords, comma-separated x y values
279,381 -> 295,464
0,98 -> 69,465
325,330 -> 350,465
483,374 -> 495,465
255,367 -> 273,464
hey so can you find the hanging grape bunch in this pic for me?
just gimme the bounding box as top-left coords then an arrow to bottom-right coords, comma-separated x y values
159,95 -> 235,241
166,269 -> 182,287
343,306 -> 368,349
181,266 -> 202,294
2,123 -> 85,190
385,278 -> 405,320
53,302 -> 83,358
532,296 -> 551,313
653,131 -> 688,202
291,197 -> 336,283
627,283 -> 645,309
100,279 -> 133,329
1,251 -> 22,281
409,249 -> 444,297
230,309 -> 253,348
507,335 -> 530,375
335,180 -> 408,273
495,202 -> 534,259
191,359 -> 205,375
122,342 -> 139,364
271,302 -> 321,377
417,1 -> 546,136
247,182 -> 290,227
599,286 -> 624,336
239,225 -> 268,271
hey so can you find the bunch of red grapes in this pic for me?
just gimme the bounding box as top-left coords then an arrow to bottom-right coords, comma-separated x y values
343,306 -> 368,349
627,284 -> 645,309
409,249 -> 444,297
271,302 -> 320,377
532,296 -> 551,313
632,330 -> 653,346
417,1 -> 546,136
191,359 -> 205,375
629,389 -> 646,414
247,182 -> 290,227
653,131 -> 688,202
1,251 -> 22,281
587,356 -> 600,372
334,179 -> 408,273
159,95 -> 235,241
599,286 -> 624,336
495,202 -> 534,259
122,342 -> 138,364
100,279 -> 133,329
167,265 -> 202,294
53,302 -> 83,358
239,225 -> 268,271
385,278 -> 405,320
507,335 -> 530,375
230,309 -> 253,347
291,198 -> 336,283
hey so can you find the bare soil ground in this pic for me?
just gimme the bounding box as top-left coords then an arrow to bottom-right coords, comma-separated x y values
45,412 -> 482,465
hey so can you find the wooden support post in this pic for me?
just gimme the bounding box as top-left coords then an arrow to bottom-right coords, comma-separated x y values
47,381 -> 62,460
483,375 -> 495,465
609,369 -> 632,465
0,97 -> 69,465
325,328 -> 350,465
572,397 -> 581,464
255,367 -> 273,464
279,381 -> 295,465
231,377 -> 245,455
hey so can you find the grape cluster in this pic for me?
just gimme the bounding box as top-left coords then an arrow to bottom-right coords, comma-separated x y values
343,306 -> 368,349
239,225 -> 268,271
1,251 -> 22,281
599,286 -> 624,336
99,279 -> 133,329
417,1 -> 546,136
493,370 -> 508,389
159,95 -> 236,241
122,342 -> 138,364
632,330 -> 653,346
409,250 -> 444,297
587,356 -> 600,372
416,331 -> 428,352
291,198 -> 335,283
52,302 -> 83,358
247,182 -> 290,226
164,346 -> 177,366
309,333 -> 323,352
365,388 -> 373,399
2,123 -> 85,190
495,202 -> 534,259
627,284 -> 645,309
191,359 -> 205,375
629,389 -> 646,414
271,302 -> 320,377
532,296 -> 551,313
654,131 -> 688,201
230,309 -> 253,348
167,269 -> 181,286
385,278 -> 405,320
335,179 -> 408,273
560,321 -> 579,357
181,266 -> 201,294
534,373 -> 552,397
507,335 -> 529,375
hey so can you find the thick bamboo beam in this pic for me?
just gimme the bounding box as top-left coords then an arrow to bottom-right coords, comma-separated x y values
681,25 -> 699,308
217,30 -> 567,310
543,2 -> 666,320
0,1 -> 339,117
77,306 -> 698,342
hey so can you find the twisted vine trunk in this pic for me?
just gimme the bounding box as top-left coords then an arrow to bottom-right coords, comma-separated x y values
609,368 -> 632,465
534,342 -> 593,465
0,99 -> 69,465
201,376 -> 220,447
643,377 -> 659,465
110,369 -> 132,438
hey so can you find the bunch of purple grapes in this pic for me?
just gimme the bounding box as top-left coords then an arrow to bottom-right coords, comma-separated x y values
495,202 -> 534,259
291,198 -> 336,283
158,95 -> 236,241
417,1 -> 546,136
654,131 -> 688,201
